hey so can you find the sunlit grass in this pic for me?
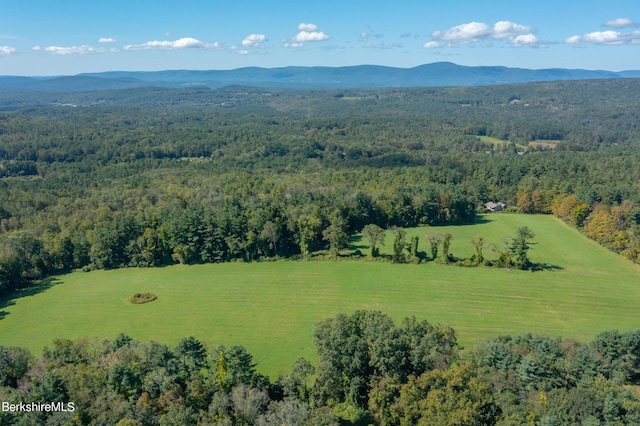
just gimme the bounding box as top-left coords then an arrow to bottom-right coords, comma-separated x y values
1,214 -> 639,378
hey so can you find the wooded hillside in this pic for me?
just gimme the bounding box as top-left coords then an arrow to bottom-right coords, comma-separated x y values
1,79 -> 640,293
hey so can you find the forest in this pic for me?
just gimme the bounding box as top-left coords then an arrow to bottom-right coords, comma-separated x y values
1,79 -> 640,294
1,79 -> 640,424
1,311 -> 640,425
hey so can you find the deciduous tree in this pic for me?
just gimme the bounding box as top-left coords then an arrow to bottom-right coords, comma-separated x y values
362,224 -> 385,257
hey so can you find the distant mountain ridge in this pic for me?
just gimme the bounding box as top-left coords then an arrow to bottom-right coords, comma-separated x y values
1,62 -> 639,92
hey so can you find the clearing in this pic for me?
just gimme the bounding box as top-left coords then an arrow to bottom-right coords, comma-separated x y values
0,214 -> 638,377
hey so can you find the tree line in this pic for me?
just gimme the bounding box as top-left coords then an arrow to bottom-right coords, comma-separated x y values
0,186 -> 476,295
2,81 -> 640,290
1,311 -> 640,425
361,224 -> 538,270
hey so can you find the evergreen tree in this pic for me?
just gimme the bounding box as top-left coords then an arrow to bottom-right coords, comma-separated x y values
508,226 -> 536,269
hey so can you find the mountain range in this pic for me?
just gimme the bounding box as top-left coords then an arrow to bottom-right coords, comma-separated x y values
1,62 -> 640,92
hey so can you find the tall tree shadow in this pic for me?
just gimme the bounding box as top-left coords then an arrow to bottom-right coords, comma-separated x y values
529,262 -> 565,272
539,263 -> 564,271
428,214 -> 494,228
0,277 -> 62,321
348,234 -> 368,251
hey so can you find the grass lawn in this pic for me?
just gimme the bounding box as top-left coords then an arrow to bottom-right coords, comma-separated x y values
529,140 -> 559,149
478,135 -> 558,150
478,135 -> 526,150
1,214 -> 639,378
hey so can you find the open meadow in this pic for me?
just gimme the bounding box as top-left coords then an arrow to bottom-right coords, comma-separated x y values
1,214 -> 639,377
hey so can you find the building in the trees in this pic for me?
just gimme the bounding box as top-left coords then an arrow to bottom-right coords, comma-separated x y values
485,201 -> 506,212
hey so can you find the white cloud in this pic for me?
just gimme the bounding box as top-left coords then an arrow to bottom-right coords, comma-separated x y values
98,37 -> 116,43
294,30 -> 329,42
493,21 -> 534,39
511,34 -> 539,47
242,33 -> 267,47
565,30 -> 640,45
44,45 -> 99,55
0,45 -> 16,56
564,35 -> 582,44
298,23 -> 318,32
32,41 -> 119,56
124,37 -> 221,51
583,31 -> 624,44
432,22 -> 492,43
283,23 -> 329,47
236,49 -> 249,55
566,19 -> 640,45
429,20 -> 539,48
604,18 -> 639,28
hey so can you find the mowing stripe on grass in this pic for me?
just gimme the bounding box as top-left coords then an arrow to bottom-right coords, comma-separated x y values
0,214 -> 639,377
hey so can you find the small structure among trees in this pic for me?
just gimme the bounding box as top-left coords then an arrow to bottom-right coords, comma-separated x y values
485,201 -> 507,212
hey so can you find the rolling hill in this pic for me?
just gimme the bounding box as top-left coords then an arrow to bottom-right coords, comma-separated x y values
2,62 -> 640,91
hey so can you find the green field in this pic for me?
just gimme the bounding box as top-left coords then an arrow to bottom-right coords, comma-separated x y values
1,214 -> 639,377
529,140 -> 560,149
478,135 -> 526,150
478,135 -> 558,150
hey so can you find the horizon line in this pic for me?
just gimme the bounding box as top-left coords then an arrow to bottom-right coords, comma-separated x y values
2,61 -> 636,78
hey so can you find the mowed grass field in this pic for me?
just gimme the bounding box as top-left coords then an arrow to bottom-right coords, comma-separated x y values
1,214 -> 639,377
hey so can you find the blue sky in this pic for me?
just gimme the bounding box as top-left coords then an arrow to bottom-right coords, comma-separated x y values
1,0 -> 639,75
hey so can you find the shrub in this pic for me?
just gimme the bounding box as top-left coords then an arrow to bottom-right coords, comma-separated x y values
129,292 -> 157,304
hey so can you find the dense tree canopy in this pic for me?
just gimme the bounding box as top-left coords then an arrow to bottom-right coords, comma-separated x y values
1,80 -> 640,423
2,79 -> 640,295
1,313 -> 640,424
